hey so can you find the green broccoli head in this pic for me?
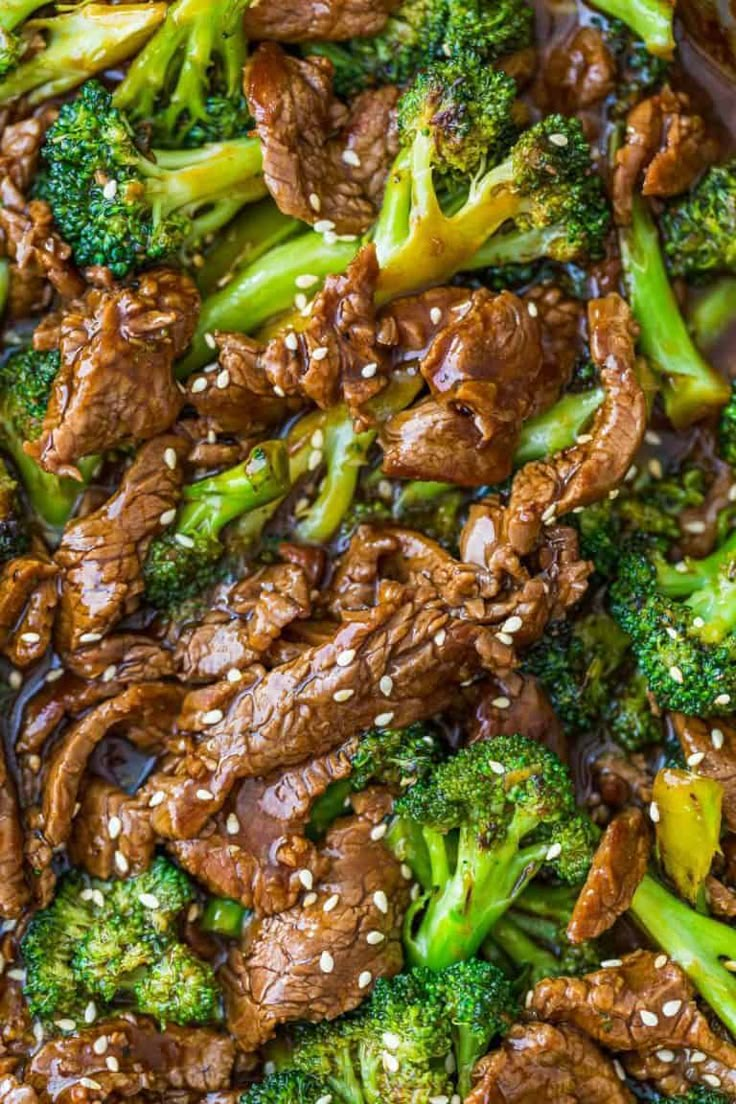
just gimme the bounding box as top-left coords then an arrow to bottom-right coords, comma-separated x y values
0,347 -> 59,442
240,1072 -> 333,1104
73,913 -> 163,1002
131,943 -> 220,1026
38,80 -> 264,277
667,1089 -> 732,1104
662,160 -> 736,281
314,0 -> 534,98
143,529 -> 222,612
719,380 -> 736,467
275,962 -> 517,1101
610,536 -> 736,715
0,457 -> 27,562
398,55 -> 519,176
389,735 -> 595,968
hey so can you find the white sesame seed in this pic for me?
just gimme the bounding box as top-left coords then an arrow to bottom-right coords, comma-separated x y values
527,300 -> 539,317
114,852 -> 129,875
102,664 -> 117,683
401,863 -> 412,880
379,675 -> 393,696
285,331 -> 298,352
102,178 -> 118,200
303,892 -> 318,907
342,149 -> 361,167
311,345 -> 329,361
683,519 -> 707,534
20,632 -> 40,644
669,666 -> 684,684
383,1031 -> 401,1050
207,429 -> 217,444
430,307 -> 442,325
666,627 -> 678,640
296,274 -> 319,290
358,970 -> 373,989
204,332 -> 216,349
108,816 -> 122,840
429,1097 -> 449,1104
336,649 -> 355,667
164,448 -> 177,470
274,384 -> 286,397
191,376 -> 208,394
92,1035 -> 108,1055
80,1080 -> 102,1091
310,428 -> 325,450
159,508 -> 177,526
687,751 -> 705,767
263,1062 -> 276,1076
8,670 -> 22,690
545,842 -> 562,861
654,1049 -> 674,1062
196,788 -> 214,801
712,727 -> 725,749
374,712 -> 394,727
295,292 -> 308,311
226,667 -> 242,684
648,458 -> 663,479
693,616 -> 705,629
549,132 -> 568,146
202,709 -> 223,725
525,990 -> 533,1009
105,1056 -> 120,1073
489,760 -> 505,776
730,485 -> 736,502
309,192 -> 321,212
703,1075 -> 722,1088
434,629 -> 447,646
139,893 -> 160,910
148,791 -> 164,807
645,429 -> 662,446
333,688 -> 354,702
45,668 -> 64,683
601,959 -> 623,968
84,1001 -> 97,1024
298,869 -> 314,890
650,801 -> 660,823
715,693 -> 732,706
314,219 -> 335,233
504,615 -> 524,634
640,1010 -> 659,1026
56,1019 -> 77,1032
382,1051 -> 399,1073
308,448 -> 323,471
724,959 -> 736,972
613,1059 -> 626,1081
674,560 -> 689,573
410,883 -> 421,900
654,954 -> 668,968
221,812 -> 239,836
541,505 -> 556,525
662,999 -> 682,1017
216,369 -> 230,389
361,361 -> 378,378
366,930 -> 385,945
174,533 -> 195,549
373,890 -> 389,914
320,951 -> 335,973
577,434 -> 593,444
316,1096 -> 333,1104
323,894 -> 340,912
370,823 -> 387,841
690,1050 -> 706,1063
492,696 -> 511,709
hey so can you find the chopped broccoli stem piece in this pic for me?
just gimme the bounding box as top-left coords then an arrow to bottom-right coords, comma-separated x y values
201,897 -> 249,939
662,160 -> 736,281
195,200 -> 301,298
690,278 -> 736,353
619,195 -> 730,427
513,387 -> 605,466
587,0 -> 675,57
0,3 -> 166,105
114,0 -> 254,147
653,767 -> 723,911
38,80 -> 265,278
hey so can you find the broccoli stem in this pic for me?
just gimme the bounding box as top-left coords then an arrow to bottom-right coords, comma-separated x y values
629,873 -> 736,1036
466,224 -> 567,269
514,388 -> 605,466
177,232 -> 360,376
0,0 -> 46,32
619,197 -> 730,428
489,914 -> 560,979
0,260 -> 8,317
178,439 -> 289,539
689,278 -> 736,353
201,897 -> 249,939
0,3 -> 167,105
143,139 -> 265,222
657,529 -> 736,598
589,0 -> 675,57
196,201 -> 301,298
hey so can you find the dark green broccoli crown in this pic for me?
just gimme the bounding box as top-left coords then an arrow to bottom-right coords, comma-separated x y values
719,380 -> 736,467
0,457 -> 27,562
511,115 -> 592,194
429,958 -> 518,1047
109,853 -> 194,923
606,667 -> 663,752
37,81 -> 185,277
179,95 -> 253,148
132,943 -> 220,1026
669,1089 -> 731,1104
662,161 -> 736,280
0,31 -> 23,77
143,529 -> 222,611
240,1072 -> 332,1104
0,347 -> 60,440
398,56 -> 518,176
349,722 -> 445,791
73,912 -> 163,1001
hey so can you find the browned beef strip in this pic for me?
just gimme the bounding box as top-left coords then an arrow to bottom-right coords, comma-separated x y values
624,1043 -> 736,1097
671,712 -> 736,830
468,672 -> 568,762
68,779 -> 155,880
244,0 -> 399,40
0,554 -> 58,669
0,735 -> 28,919
534,26 -> 616,113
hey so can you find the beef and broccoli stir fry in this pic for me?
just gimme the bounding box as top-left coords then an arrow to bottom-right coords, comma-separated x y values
1,0 -> 736,1100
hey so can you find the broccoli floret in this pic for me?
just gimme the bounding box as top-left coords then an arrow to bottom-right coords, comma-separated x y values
666,1090 -> 732,1104
0,457 -> 28,562
37,81 -> 265,278
585,0 -> 675,57
308,722 -> 446,838
629,873 -> 736,1037
21,857 -> 218,1029
143,440 -> 289,610
652,767 -> 723,910
619,196 -> 730,427
375,62 -> 608,299
0,0 -> 48,76
605,667 -> 663,751
662,160 -> 736,281
387,735 -> 596,969
0,347 -> 97,529
241,1072 -> 333,1104
690,278 -> 736,355
309,0 -> 534,98
0,3 -> 166,105
113,0 -> 253,147
610,532 -> 736,715
274,961 -> 517,1101
719,380 -> 736,467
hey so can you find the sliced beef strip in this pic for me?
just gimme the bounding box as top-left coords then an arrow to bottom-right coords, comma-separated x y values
246,44 -> 398,234
27,269 -> 199,478
220,790 -> 408,1051
244,0 -> 398,41
190,332 -> 298,435
0,554 -> 58,669
54,435 -> 188,653
466,1022 -> 635,1104
0,1073 -> 37,1104
624,1042 -> 736,1097
671,712 -> 736,830
0,735 -> 28,919
170,739 -> 357,914
534,26 -> 616,113
28,1019 -> 235,1102
567,807 -> 651,943
68,779 -> 155,880
468,671 -> 568,763
62,633 -> 176,683
143,581 -> 513,840
530,949 -> 736,1063
613,88 -> 719,224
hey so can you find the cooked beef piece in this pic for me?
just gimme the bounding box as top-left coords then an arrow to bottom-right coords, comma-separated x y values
244,0 -> 398,40
68,779 -> 155,880
0,117 -> 84,319
525,285 -> 586,409
25,683 -> 182,902
278,541 -> 326,589
705,874 -> 736,918
466,1022 -> 635,1104
677,454 -> 735,560
0,734 -> 28,919
502,294 -> 646,556
624,1041 -> 736,1097
468,672 -> 568,762
246,45 -> 398,234
377,287 -> 470,363
188,247 -> 389,428
28,1019 -> 235,1102
530,949 -> 736,1067
143,581 -> 513,840
322,524 -> 403,615
592,751 -> 654,812
27,270 -> 198,478
671,713 -> 736,830
189,333 -> 298,435
0,554 -> 58,669
220,790 -> 408,1051
173,562 -> 312,682
535,26 -> 616,113
0,972 -> 33,1060
170,740 -> 357,914
54,435 -> 188,653
613,88 -> 719,224
63,633 -> 176,683
567,808 -> 651,943
0,1073 -> 37,1104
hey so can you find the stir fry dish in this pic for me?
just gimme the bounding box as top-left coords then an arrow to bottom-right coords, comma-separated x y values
1,0 -> 736,1100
